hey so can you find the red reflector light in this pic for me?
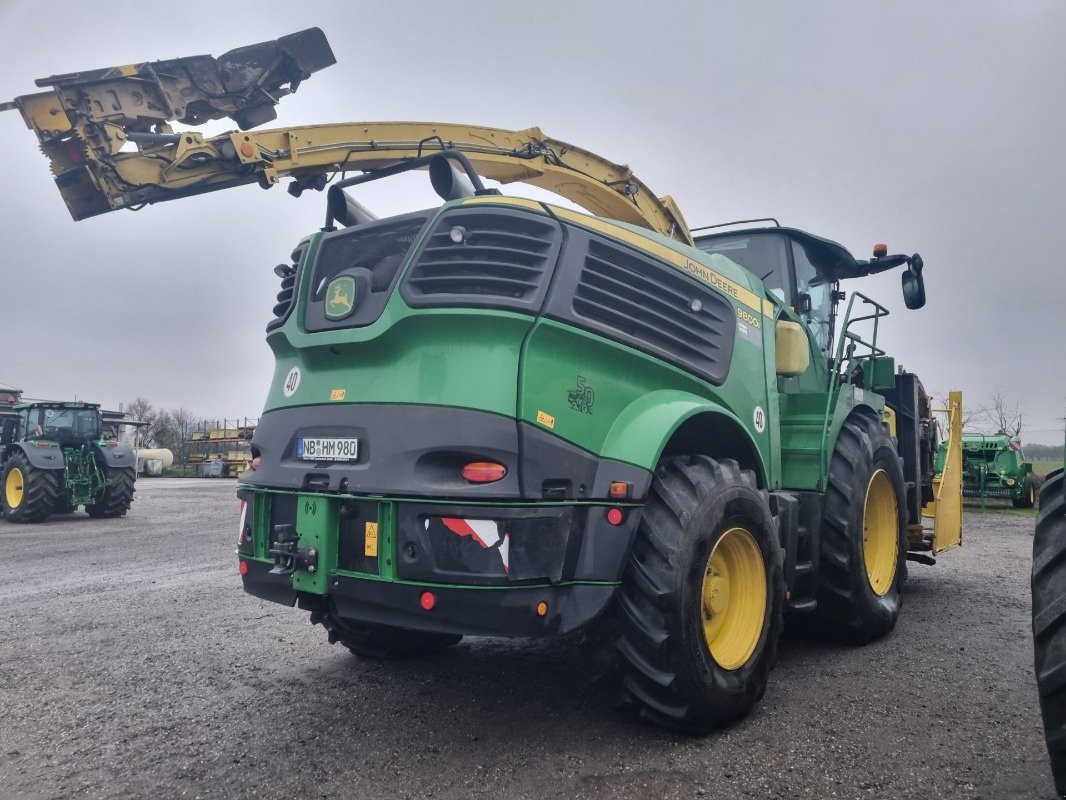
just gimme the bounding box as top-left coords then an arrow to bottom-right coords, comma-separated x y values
420,591 -> 436,611
238,560 -> 249,576
461,461 -> 507,483
606,508 -> 623,526
36,441 -> 51,448
609,481 -> 630,499
106,440 -> 118,448
250,456 -> 261,471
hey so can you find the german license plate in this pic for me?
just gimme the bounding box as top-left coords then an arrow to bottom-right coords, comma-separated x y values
296,437 -> 359,461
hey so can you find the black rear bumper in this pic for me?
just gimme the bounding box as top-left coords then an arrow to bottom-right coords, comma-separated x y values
238,473 -> 641,637
240,558 -> 617,637
242,403 -> 651,502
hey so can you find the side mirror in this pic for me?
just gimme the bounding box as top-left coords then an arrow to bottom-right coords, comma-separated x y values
902,268 -> 926,310
794,291 -> 812,316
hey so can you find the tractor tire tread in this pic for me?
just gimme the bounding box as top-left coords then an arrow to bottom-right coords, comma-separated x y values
2,453 -> 59,523
812,413 -> 906,644
596,455 -> 784,734
1032,469 -> 1066,797
1015,474 -> 1039,509
86,466 -> 136,518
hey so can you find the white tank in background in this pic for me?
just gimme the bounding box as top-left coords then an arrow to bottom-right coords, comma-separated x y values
135,448 -> 174,475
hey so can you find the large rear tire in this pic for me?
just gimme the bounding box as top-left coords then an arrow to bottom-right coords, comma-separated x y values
598,456 -> 784,734
813,413 -> 907,643
315,613 -> 462,660
2,452 -> 59,523
85,466 -> 135,518
1032,468 -> 1066,797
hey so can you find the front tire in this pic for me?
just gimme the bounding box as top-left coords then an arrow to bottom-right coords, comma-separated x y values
602,456 -> 784,734
86,466 -> 135,518
2,453 -> 59,523
1032,468 -> 1066,797
813,413 -> 907,643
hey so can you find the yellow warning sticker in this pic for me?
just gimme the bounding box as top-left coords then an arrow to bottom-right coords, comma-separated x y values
536,410 -> 555,429
330,389 -> 346,401
364,521 -> 379,557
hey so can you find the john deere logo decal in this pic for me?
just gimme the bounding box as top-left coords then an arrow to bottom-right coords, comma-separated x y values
325,276 -> 356,319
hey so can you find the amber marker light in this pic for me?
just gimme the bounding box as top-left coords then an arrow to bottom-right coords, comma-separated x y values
609,481 -> 630,499
462,461 -> 507,483
536,601 -> 549,617
873,243 -> 888,258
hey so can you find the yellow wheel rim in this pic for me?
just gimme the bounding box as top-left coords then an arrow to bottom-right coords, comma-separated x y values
5,467 -> 24,509
862,469 -> 899,597
701,526 -> 767,671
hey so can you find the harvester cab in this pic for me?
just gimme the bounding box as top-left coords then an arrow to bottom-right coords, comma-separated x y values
0,401 -> 136,523
693,224 -> 959,555
693,224 -> 926,365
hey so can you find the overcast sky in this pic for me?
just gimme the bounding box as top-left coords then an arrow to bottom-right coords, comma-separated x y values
0,0 -> 1063,435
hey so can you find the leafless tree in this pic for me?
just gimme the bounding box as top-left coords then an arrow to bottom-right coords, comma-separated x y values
156,407 -> 196,454
123,397 -> 162,448
985,388 -> 1023,437
934,392 -> 987,432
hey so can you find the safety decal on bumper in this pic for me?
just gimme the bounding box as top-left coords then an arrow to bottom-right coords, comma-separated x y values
435,517 -> 511,573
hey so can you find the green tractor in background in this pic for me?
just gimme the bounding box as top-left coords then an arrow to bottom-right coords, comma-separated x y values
938,433 -> 1038,508
0,401 -> 136,523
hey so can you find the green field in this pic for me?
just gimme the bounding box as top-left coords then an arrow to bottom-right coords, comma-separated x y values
1034,460 -> 1063,478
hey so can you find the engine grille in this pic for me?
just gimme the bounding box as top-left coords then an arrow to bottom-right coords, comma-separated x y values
304,211 -> 431,332
570,236 -> 736,384
402,208 -> 562,311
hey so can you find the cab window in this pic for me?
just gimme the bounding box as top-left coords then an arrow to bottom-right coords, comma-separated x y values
791,240 -> 832,353
694,233 -> 792,306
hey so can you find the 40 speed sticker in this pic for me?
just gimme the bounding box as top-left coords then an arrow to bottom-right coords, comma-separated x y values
282,366 -> 301,397
753,406 -> 766,433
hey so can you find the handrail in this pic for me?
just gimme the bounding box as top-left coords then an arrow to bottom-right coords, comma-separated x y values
819,292 -> 891,482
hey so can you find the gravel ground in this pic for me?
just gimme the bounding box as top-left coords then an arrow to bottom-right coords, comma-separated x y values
0,480 -> 1053,799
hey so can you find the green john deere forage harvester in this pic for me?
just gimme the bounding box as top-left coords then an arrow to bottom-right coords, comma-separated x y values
5,29 -> 964,732
0,402 -> 136,523
938,433 -> 1039,508
242,197 -> 965,733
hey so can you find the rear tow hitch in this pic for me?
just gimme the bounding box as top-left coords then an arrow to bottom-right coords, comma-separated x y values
268,524 -> 319,575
